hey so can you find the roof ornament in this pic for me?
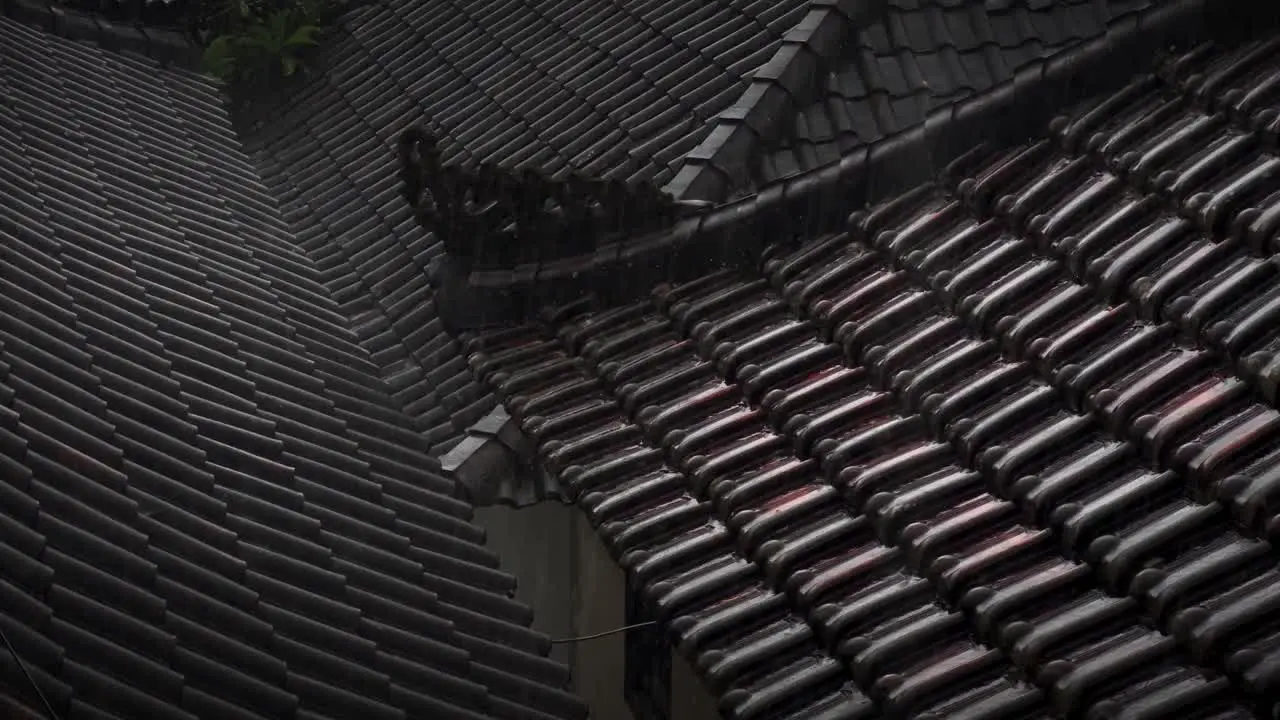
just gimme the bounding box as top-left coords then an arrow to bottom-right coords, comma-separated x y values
397,125 -> 711,269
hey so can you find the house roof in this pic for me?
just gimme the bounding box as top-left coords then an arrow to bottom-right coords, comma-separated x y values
465,28 -> 1280,720
430,0 -> 1249,331
4,0 -> 1280,716
230,0 -> 860,504
240,65 -> 499,460
243,0 -> 816,188
755,0 -> 1159,186
0,15 -> 585,720
664,0 -> 1175,202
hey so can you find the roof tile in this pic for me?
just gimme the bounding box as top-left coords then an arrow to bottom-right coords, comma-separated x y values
462,30 -> 1280,714
0,15 -> 585,719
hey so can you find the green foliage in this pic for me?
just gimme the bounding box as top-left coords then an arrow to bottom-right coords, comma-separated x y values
201,0 -> 330,86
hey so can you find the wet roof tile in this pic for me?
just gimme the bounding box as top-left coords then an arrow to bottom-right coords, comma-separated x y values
755,0 -> 1161,187
467,32 -> 1280,717
7,0 -> 1280,714
247,0 -> 809,182
0,15 -> 585,720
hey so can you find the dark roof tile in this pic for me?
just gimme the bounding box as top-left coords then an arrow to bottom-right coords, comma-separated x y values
746,0 -> 1164,189
60,659 -> 196,720
173,645 -> 300,717
0,537 -> 51,599
12,0 -> 1280,714
463,28 -> 1280,712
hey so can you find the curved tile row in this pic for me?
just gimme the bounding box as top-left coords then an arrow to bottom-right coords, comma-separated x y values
862,171 -> 1280,509
466,37 -> 1280,696
1038,39 -> 1280,404
473,201 -> 1270,715
637,266 -> 1260,716
556,299 -> 1053,718
837,192 -> 1280,711
465,328 -> 879,720
750,178 -> 1280,710
247,0 -> 810,188
759,0 -> 1159,185
474,285 -> 1235,715
908,39 -> 1280,535
0,17 -> 583,720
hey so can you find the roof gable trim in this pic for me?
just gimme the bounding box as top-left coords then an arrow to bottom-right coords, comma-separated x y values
666,0 -> 890,202
435,0 -> 1265,331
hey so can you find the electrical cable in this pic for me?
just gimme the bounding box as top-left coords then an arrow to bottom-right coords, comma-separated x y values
550,620 -> 658,644
0,625 -> 59,720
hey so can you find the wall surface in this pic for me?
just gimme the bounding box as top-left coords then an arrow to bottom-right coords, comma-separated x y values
476,503 -> 716,720
570,511 -> 635,720
473,503 -> 634,720
473,502 -> 577,667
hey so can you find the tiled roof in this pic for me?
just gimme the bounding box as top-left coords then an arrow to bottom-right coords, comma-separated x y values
667,0 -> 1238,202
466,35 -> 1280,717
243,0 -> 814,188
0,16 -> 584,720
0,0 -> 201,65
243,89 -> 497,458
757,0 -> 1158,186
236,0 -> 821,459
433,0 -> 1238,330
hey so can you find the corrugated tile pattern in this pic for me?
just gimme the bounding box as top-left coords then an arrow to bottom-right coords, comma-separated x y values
468,318 -> 1046,720
242,0 -> 813,454
244,89 -> 495,456
0,0 -> 199,65
758,0 -> 1159,184
472,38 -> 1280,717
0,17 -> 584,720
439,0 -> 1236,325
251,0 -> 812,187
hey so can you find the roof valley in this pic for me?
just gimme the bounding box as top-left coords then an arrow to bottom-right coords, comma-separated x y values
241,36 -> 499,457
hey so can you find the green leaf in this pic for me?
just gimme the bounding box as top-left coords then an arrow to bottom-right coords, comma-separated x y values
200,0 -> 333,88
285,24 -> 320,48
245,21 -> 277,50
201,35 -> 239,80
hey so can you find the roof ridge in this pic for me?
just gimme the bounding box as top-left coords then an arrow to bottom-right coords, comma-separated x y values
464,28 -> 1280,717
437,0 -> 1268,331
666,0 -> 890,202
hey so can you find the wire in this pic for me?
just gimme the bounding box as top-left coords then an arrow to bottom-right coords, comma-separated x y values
550,621 -> 658,644
1,625 -> 59,720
